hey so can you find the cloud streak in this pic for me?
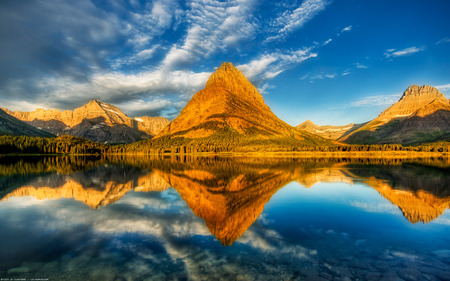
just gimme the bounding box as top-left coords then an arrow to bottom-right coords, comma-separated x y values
237,47 -> 318,85
350,94 -> 400,107
341,25 -> 352,32
300,72 -> 336,82
162,0 -> 257,70
435,84 -> 450,95
384,46 -> 426,58
266,0 -> 330,42
436,37 -> 450,45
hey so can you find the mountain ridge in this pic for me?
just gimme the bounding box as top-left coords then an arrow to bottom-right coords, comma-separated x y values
3,101 -> 170,143
296,120 -> 365,140
295,85 -> 449,144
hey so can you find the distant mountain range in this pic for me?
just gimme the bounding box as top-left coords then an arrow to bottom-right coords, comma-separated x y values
1,62 -> 448,147
296,120 -> 364,140
2,101 -> 169,143
298,85 -> 450,145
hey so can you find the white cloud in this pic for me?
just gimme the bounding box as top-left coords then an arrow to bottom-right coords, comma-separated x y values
24,68 -> 211,117
349,201 -> 399,215
126,0 -> 180,49
355,62 -> 368,69
303,62 -> 366,82
0,100 -> 50,112
102,0 -> 183,70
384,46 -> 426,58
323,38 -> 333,45
436,37 -> 450,45
433,215 -> 450,225
257,83 -> 275,95
300,72 -> 336,81
162,0 -> 257,69
118,98 -> 186,118
237,47 -> 318,84
341,25 -> 352,32
435,84 -> 450,93
266,0 -> 330,42
350,94 -> 400,107
111,45 -> 160,68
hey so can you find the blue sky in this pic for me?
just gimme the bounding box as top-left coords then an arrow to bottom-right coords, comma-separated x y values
1,0 -> 449,125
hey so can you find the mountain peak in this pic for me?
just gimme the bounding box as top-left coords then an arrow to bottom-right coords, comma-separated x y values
303,120 -> 316,126
218,61 -> 235,71
378,85 -> 447,119
205,62 -> 262,100
400,84 -> 444,101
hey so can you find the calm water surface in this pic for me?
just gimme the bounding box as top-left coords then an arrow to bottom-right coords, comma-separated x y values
0,156 -> 449,280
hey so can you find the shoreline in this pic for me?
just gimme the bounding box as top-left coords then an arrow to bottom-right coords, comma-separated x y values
0,151 -> 448,158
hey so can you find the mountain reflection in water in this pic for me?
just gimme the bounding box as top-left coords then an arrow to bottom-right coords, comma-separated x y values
1,155 -> 449,245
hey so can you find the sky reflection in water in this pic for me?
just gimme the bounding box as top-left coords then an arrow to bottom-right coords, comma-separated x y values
0,156 -> 449,280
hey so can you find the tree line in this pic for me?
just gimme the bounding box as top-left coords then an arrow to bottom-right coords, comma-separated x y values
0,135 -> 448,155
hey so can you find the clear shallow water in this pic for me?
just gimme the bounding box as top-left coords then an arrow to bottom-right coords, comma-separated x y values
0,156 -> 449,280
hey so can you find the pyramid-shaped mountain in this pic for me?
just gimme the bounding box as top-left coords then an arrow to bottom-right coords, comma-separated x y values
341,85 -> 450,144
156,62 -> 328,147
3,101 -> 169,144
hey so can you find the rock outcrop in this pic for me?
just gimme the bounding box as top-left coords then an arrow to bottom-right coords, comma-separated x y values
341,85 -> 450,144
3,100 -> 170,143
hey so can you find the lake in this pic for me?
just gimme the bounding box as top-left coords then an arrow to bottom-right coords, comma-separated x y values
0,155 -> 449,280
